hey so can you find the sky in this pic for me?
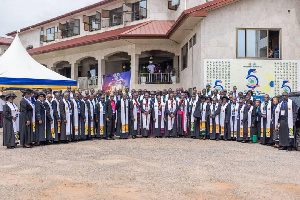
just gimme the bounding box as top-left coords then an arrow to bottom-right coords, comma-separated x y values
0,0 -> 102,37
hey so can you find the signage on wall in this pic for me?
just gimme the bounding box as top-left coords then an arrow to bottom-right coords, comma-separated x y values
204,59 -> 300,97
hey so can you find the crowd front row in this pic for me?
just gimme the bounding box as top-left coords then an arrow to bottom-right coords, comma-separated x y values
2,87 -> 297,152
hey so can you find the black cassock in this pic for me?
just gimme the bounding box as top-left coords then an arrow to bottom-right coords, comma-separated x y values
52,99 -> 60,142
165,100 -> 178,137
208,103 -> 221,140
116,100 -> 131,139
152,102 -> 166,137
193,101 -> 202,139
19,98 -> 34,146
95,102 -> 107,138
3,104 -> 16,147
278,100 -> 297,147
79,100 -> 87,140
129,100 -> 141,136
242,106 -> 255,141
44,102 -> 53,141
105,99 -> 116,138
72,100 -> 81,141
220,103 -> 231,140
140,100 -> 152,137
260,103 -> 273,145
59,100 -> 73,142
35,100 -> 46,143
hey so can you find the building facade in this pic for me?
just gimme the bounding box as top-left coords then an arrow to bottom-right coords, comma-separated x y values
0,37 -> 12,56
6,0 -> 300,91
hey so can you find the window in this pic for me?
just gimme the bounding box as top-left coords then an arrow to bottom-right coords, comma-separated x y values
181,43 -> 188,70
59,19 -> 80,38
40,27 -> 44,44
110,7 -> 123,27
84,12 -> 101,32
237,29 -> 281,59
132,0 -> 147,21
189,34 -> 197,49
46,27 -> 55,42
193,34 -> 197,45
70,19 -> 80,36
168,0 -> 180,10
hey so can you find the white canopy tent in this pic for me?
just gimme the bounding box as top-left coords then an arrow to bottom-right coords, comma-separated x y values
0,34 -> 76,90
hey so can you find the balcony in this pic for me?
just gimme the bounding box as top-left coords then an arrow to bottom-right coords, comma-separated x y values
138,72 -> 178,84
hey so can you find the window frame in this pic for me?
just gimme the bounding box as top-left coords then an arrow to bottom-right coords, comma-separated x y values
110,7 -> 123,27
168,0 -> 180,11
90,14 -> 101,31
132,0 -> 147,21
46,27 -> 55,42
181,43 -> 188,70
236,28 -> 282,60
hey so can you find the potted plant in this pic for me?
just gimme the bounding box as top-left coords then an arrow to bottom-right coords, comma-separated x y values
171,68 -> 177,84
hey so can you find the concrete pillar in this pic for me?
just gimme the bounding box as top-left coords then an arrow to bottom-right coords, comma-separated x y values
71,61 -> 78,81
130,54 -> 139,88
97,58 -> 106,89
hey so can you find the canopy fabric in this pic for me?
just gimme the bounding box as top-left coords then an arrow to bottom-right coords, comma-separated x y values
0,34 -> 76,89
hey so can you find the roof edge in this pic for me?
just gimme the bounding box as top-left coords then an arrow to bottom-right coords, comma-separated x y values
6,0 -> 116,36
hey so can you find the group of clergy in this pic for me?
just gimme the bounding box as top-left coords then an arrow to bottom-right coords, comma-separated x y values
2,85 -> 298,152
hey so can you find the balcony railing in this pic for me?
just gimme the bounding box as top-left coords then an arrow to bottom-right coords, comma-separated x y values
138,73 -> 178,84
78,76 -> 98,89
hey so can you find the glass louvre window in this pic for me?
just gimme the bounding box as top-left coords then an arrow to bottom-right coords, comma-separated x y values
133,0 -> 147,21
237,29 -> 281,59
110,7 -> 123,26
72,19 -> 80,36
181,43 -> 188,70
90,15 -> 101,31
46,27 -> 55,42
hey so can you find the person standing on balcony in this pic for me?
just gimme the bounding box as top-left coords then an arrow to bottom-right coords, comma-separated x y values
147,61 -> 156,83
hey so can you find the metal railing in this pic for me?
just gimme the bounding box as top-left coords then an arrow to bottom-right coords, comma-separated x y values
138,73 -> 178,84
78,76 -> 98,89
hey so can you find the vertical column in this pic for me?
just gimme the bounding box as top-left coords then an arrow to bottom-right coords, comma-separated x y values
130,54 -> 139,88
97,58 -> 106,89
71,61 -> 78,81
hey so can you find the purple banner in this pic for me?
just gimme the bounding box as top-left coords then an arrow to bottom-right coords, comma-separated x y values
102,72 -> 131,92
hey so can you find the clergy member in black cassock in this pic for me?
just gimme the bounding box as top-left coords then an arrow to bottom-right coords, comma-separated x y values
140,93 -> 152,138
19,89 -> 34,148
129,93 -> 141,139
35,92 -> 46,145
115,94 -> 130,139
177,93 -> 189,137
152,95 -> 166,138
44,94 -> 54,144
96,95 -> 107,139
52,92 -> 61,142
208,97 -> 221,140
220,96 -> 231,140
104,94 -> 115,140
278,92 -> 297,151
165,93 -> 178,138
3,93 -> 18,149
80,95 -> 88,140
59,92 -> 73,142
189,94 -> 198,139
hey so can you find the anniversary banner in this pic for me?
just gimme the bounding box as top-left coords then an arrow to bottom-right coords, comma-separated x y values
204,59 -> 300,99
102,71 -> 131,92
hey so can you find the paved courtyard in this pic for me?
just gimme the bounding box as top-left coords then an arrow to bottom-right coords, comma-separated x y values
0,131 -> 300,200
